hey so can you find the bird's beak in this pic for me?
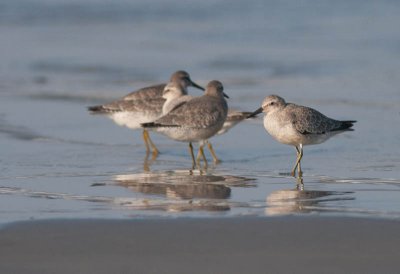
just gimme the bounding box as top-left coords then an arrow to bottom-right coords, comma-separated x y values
190,81 -> 205,91
247,107 -> 263,118
223,92 -> 229,99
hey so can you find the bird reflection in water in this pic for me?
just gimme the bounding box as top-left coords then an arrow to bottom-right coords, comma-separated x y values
266,186 -> 354,216
113,171 -> 255,212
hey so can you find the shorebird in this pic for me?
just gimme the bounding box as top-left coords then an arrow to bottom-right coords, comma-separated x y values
87,71 -> 204,157
249,95 -> 356,177
142,80 -> 229,169
160,81 -> 251,164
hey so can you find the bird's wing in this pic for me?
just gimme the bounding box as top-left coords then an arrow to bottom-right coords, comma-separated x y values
122,84 -> 165,101
226,110 -> 253,123
99,97 -> 165,113
288,104 -> 343,135
153,97 -> 225,128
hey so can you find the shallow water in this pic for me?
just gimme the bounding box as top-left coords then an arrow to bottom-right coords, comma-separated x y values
1,0 -> 400,223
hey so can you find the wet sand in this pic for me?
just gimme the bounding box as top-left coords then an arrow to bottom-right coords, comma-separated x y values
1,217 -> 399,274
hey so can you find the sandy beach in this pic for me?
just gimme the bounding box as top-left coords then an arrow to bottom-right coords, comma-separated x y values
1,216 -> 399,274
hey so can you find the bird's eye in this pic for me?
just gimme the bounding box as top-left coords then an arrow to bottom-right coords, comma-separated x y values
270,102 -> 275,106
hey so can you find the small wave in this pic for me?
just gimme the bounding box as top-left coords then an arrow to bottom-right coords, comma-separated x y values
0,185 -> 242,213
318,176 -> 400,185
28,93 -> 116,104
30,60 -> 155,80
206,56 -> 339,78
0,186 -> 111,202
0,1 -> 213,26
0,118 -> 133,148
306,98 -> 400,110
0,120 -> 44,141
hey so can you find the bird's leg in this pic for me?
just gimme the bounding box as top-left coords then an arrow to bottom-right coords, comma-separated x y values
198,144 -> 208,169
147,131 -> 159,158
290,146 -> 300,177
206,140 -> 220,164
291,145 -> 303,177
195,140 -> 203,163
188,142 -> 196,170
142,129 -> 159,158
142,129 -> 151,154
195,141 -> 208,169
297,144 -> 304,177
297,160 -> 303,178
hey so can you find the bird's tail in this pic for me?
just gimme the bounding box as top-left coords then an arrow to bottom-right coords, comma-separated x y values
87,105 -> 110,114
141,122 -> 157,128
335,120 -> 357,131
141,122 -> 178,128
227,111 -> 254,121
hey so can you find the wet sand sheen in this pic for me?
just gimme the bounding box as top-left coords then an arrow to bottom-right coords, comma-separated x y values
1,217 -> 399,274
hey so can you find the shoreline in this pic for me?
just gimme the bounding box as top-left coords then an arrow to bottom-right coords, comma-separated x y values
1,216 -> 399,274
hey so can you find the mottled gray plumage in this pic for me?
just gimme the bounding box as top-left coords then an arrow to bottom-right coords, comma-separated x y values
162,84 -> 249,133
122,84 -> 166,101
142,80 -> 229,169
87,84 -> 168,115
249,95 -> 356,177
121,69 -> 203,101
88,70 -> 203,120
153,97 -> 227,129
285,104 -> 353,135
143,80 -> 228,136
160,82 -> 251,163
90,97 -> 165,115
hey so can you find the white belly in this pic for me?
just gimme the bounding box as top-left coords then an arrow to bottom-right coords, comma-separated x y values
264,115 -> 302,146
264,115 -> 332,146
109,111 -> 161,129
157,122 -> 224,142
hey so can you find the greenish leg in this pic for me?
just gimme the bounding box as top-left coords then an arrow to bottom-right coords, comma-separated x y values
297,160 -> 303,178
291,145 -> 303,177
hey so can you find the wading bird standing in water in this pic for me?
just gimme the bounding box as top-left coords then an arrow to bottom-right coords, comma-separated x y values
142,80 -> 229,170
88,71 -> 204,158
249,95 -> 356,177
161,81 -> 254,164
